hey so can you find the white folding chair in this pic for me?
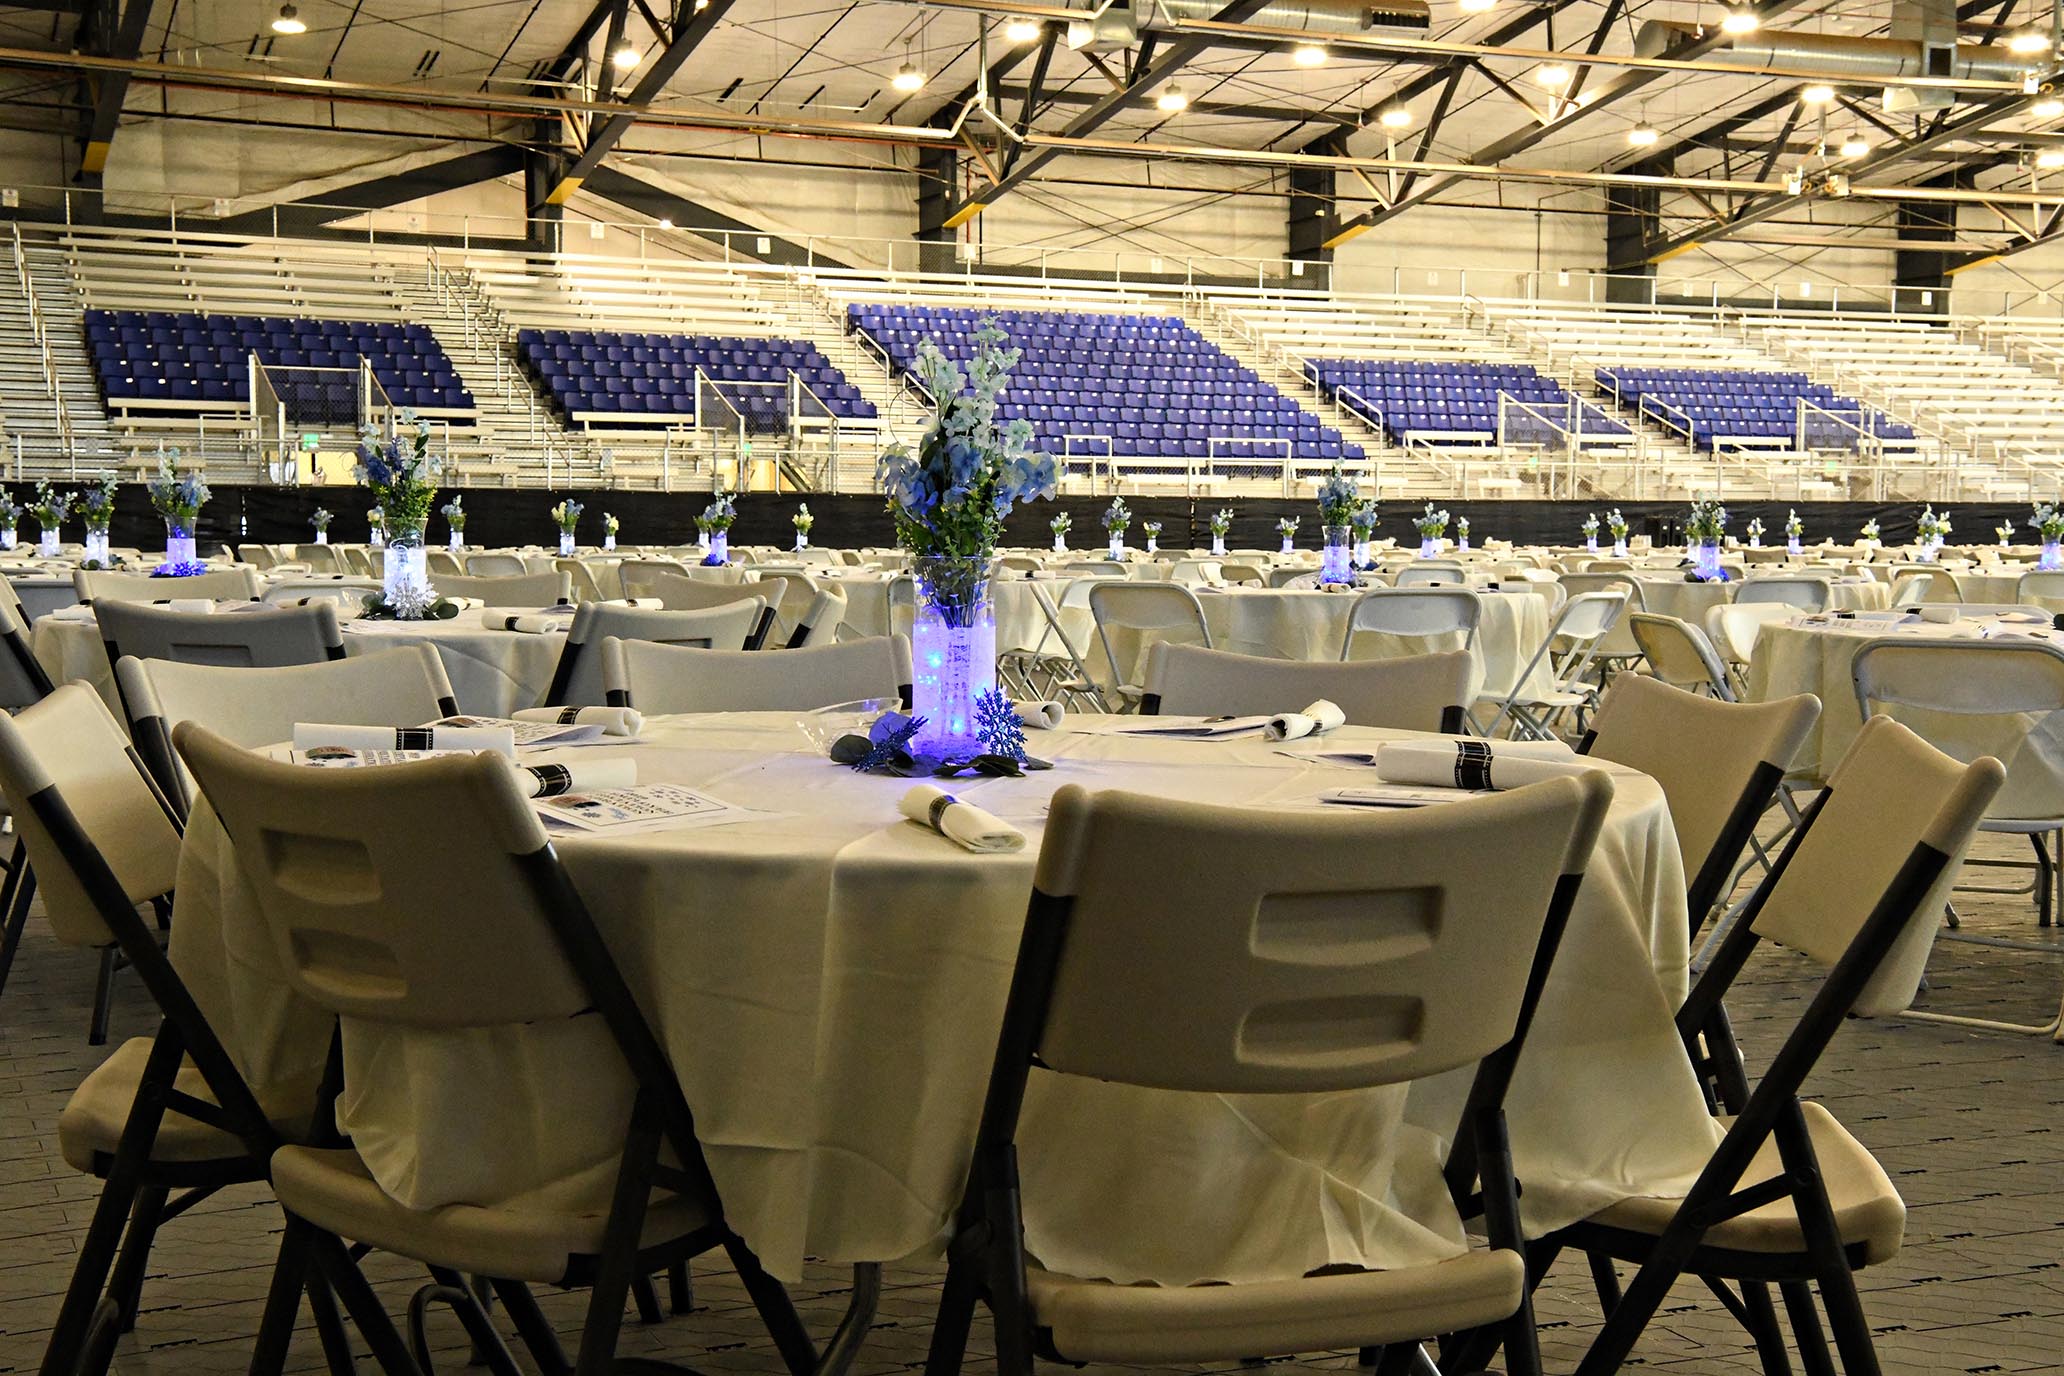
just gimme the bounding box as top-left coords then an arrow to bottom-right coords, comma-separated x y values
543,601 -> 767,708
1143,643 -> 1474,733
601,635 -> 913,713
434,571 -> 573,606
1338,587 -> 1482,659
1392,560 -> 1466,587
463,552 -> 529,577
1734,576 -> 1831,614
1476,590 -> 1626,741
1086,582 -> 1211,708
96,601 -> 343,672
1626,613 -> 1733,700
75,567 -> 261,605
2015,569 -> 2064,606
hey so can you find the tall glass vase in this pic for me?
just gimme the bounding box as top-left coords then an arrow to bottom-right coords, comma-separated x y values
162,520 -> 195,567
703,530 -> 729,566
314,529 -> 329,545
1419,537 -> 1439,558
0,528 -> 16,551
450,529 -> 465,551
382,517 -> 431,616
910,556 -> 996,757
84,525 -> 109,564
1320,525 -> 1354,585
1692,539 -> 1724,580
1211,534 -> 1227,557
1108,533 -> 1126,561
559,531 -> 576,557
1787,536 -> 1802,557
39,526 -> 62,558
2044,539 -> 2062,572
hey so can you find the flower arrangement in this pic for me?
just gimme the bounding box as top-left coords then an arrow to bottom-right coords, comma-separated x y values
1785,509 -> 1804,538
1859,517 -> 1881,543
0,491 -> 19,543
147,453 -> 208,529
367,507 -> 385,541
1917,506 -> 1951,542
1998,521 -> 2017,546
77,473 -> 117,529
604,512 -> 620,537
1581,513 -> 1600,540
1686,498 -> 1728,543
2031,502 -> 2064,540
440,496 -> 466,532
1746,517 -> 1765,543
1276,516 -> 1301,538
551,498 -> 583,534
1414,504 -> 1450,538
1456,515 -> 1470,546
1209,509 -> 1234,537
355,414 -> 434,529
875,320 -> 1054,560
1102,497 -> 1131,533
793,504 -> 813,533
1142,519 -> 1162,540
1316,465 -> 1359,526
1050,513 -> 1071,537
701,492 -> 736,531
30,480 -> 72,533
1350,501 -> 1378,535
1606,508 -> 1629,541
310,507 -> 333,533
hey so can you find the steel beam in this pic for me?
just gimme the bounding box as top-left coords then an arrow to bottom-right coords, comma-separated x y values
74,0 -> 149,178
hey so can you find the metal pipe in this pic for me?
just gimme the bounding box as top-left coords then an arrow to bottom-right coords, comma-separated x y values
1637,18 -> 2041,82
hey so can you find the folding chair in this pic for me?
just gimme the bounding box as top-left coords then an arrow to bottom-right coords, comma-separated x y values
602,635 -> 913,712
1142,643 -> 1474,732
1475,591 -> 1626,741
1734,577 -> 1831,614
1086,582 -> 1211,708
1338,587 -> 1482,659
1627,613 -> 1734,699
462,553 -> 529,577
97,601 -> 344,676
542,601 -> 766,708
435,571 -> 573,606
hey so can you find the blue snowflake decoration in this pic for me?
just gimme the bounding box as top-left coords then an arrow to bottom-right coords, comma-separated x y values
973,687 -> 1028,763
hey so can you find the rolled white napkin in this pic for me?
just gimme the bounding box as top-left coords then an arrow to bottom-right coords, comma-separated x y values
513,705 -> 645,737
1264,699 -> 1347,742
492,612 -> 576,633
601,598 -> 664,609
165,598 -> 216,615
1374,737 -> 1601,792
516,757 -> 637,798
291,722 -> 516,758
1014,700 -> 1065,730
899,784 -> 1025,853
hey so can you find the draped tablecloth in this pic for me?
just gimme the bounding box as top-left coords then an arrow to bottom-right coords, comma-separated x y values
1747,611 -> 2064,787
33,607 -> 569,717
1634,577 -> 1889,623
171,714 -> 1717,1287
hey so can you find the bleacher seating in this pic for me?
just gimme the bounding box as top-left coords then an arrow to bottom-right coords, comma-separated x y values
849,303 -> 1359,463
513,327 -> 875,428
1597,366 -> 1914,452
1307,359 -> 1628,447
85,308 -> 473,415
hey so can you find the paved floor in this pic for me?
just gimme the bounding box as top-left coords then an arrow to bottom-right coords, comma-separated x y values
1,835 -> 2060,1375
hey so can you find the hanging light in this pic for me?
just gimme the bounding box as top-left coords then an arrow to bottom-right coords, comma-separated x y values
1839,132 -> 1872,158
1157,83 -> 1190,113
2011,26 -> 2053,55
2036,96 -> 2064,118
892,61 -> 926,93
1293,43 -> 1327,67
1800,83 -> 1836,105
1534,62 -> 1572,89
612,45 -> 641,68
1719,5 -> 1760,36
1004,19 -> 1041,44
1378,103 -> 1412,129
1627,123 -> 1660,148
271,4 -> 306,34
657,218 -> 674,230
2037,147 -> 2064,170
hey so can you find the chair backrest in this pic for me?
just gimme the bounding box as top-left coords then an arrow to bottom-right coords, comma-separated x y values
1891,568 -> 1956,606
338,546 -> 376,577
1167,558 -> 1223,586
1583,674 -> 1820,925
1087,582 -> 1210,689
239,544 -> 277,569
174,725 -> 590,1030
2016,569 -> 2064,605
1852,637 -> 2064,821
0,598 -> 54,709
1219,561 -> 1267,585
297,544 -> 343,574
1026,775 -> 1613,1093
435,570 -> 573,606
425,548 -> 464,577
1703,602 -> 1795,664
1392,561 -> 1465,587
1627,612 -> 1732,698
787,585 -> 848,648
98,601 -> 343,670
601,634 -> 912,712
263,577 -> 383,610
118,644 -> 459,810
75,567 -> 260,604
1734,576 -> 1830,613
555,558 -> 606,602
616,558 -> 695,599
1142,643 -> 1474,733
1339,587 -> 1482,658
0,684 -> 182,949
754,571 -> 825,643
544,600 -> 767,707
463,553 -> 529,577
1265,565 -> 1311,588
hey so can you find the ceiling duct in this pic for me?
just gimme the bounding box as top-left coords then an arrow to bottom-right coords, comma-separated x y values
1069,0 -> 1427,50
1635,0 -> 2041,114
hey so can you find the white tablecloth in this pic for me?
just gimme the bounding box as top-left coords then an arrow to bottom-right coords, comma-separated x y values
171,714 -> 1716,1287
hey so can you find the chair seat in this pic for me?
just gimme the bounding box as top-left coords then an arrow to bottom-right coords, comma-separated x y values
1586,1102 -> 1904,1266
1025,1249 -> 1525,1364
270,1145 -> 714,1285
58,1036 -> 316,1174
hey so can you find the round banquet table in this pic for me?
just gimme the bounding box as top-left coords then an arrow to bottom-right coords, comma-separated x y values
32,605 -> 569,717
991,581 -> 1558,702
1633,576 -> 1890,623
1747,609 -> 2064,784
171,714 -> 1720,1288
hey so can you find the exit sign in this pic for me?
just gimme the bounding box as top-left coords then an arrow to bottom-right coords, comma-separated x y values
300,433 -> 321,451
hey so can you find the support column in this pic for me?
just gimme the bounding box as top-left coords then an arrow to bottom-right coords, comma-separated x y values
1895,173 -> 1960,315
1286,141 -> 1335,290
1604,156 -> 1666,303
915,147 -> 960,275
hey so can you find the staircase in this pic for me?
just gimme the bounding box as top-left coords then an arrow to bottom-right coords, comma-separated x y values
0,233 -> 115,477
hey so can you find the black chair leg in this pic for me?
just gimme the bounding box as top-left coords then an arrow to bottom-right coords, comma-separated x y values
629,1272 -> 664,1325
666,1261 -> 692,1314
1780,1280 -> 1837,1376
923,1258 -> 981,1376
1585,1251 -> 1623,1316
0,852 -> 35,998
306,1221 -> 427,1376
491,1280 -> 572,1376
306,1275 -> 358,1376
107,1184 -> 168,1330
1357,1347 -> 1382,1367
89,947 -> 117,1046
724,1235 -> 817,1376
1739,1280 -> 1795,1376
250,1220 -> 317,1376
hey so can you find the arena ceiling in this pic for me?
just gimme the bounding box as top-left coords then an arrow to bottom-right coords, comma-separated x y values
1,0 -> 2063,267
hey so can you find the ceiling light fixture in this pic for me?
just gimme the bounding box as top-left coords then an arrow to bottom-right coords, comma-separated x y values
1004,19 -> 1041,44
891,62 -> 926,93
1378,103 -> 1412,129
1157,83 -> 1190,113
612,45 -> 641,68
1627,123 -> 1660,147
271,4 -> 306,34
2038,147 -> 2064,170
657,218 -> 674,229
1800,83 -> 1836,105
2035,96 -> 2064,118
1839,133 -> 1871,157
1460,0 -> 1498,11
1293,43 -> 1327,67
1720,5 -> 1760,36
1534,62 -> 1572,89
2010,27 -> 2053,55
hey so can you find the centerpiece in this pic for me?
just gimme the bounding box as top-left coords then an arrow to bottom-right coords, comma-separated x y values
1350,500 -> 1378,568
1414,503 -> 1449,559
1050,512 -> 1071,553
78,473 -> 117,565
1580,512 -> 1600,553
1208,508 -> 1232,557
29,481 -> 71,560
2032,502 -> 2064,571
604,512 -> 620,551
550,497 -> 582,557
356,412 -> 439,616
441,495 -> 466,549
310,507 -> 333,545
1142,519 -> 1162,555
1916,506 -> 1951,561
1859,517 -> 1881,554
1746,516 -> 1765,550
147,456 -> 208,573
876,317 -> 1055,757
1785,508 -> 1804,557
1686,497 -> 1728,580
367,507 -> 386,548
1455,515 -> 1471,552
0,492 -> 19,551
1103,497 -> 1131,560
1276,515 -> 1300,556
1316,465 -> 1359,586
1998,520 -> 2016,548
793,503 -> 813,550
699,491 -> 736,565
1606,507 -> 1630,558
